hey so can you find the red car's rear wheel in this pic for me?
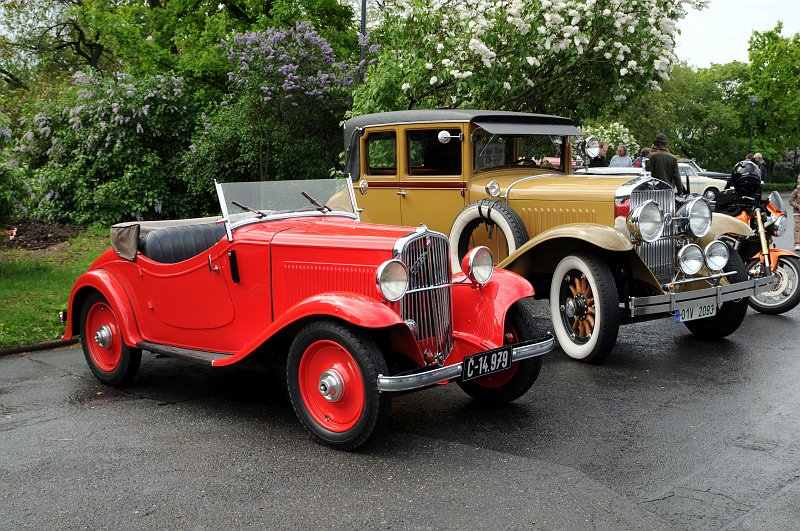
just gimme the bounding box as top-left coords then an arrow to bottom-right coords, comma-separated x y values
287,321 -> 390,450
80,292 -> 141,386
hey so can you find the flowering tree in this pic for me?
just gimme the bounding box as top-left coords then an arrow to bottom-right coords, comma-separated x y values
353,0 -> 706,117
183,22 -> 364,198
14,71 -> 199,225
581,122 -> 640,162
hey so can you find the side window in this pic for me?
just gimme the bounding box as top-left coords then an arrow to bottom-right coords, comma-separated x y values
407,129 -> 462,176
366,132 -> 396,175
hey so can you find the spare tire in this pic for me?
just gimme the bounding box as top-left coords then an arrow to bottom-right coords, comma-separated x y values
449,199 -> 529,271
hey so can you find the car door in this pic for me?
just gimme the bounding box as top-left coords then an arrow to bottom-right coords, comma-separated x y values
397,125 -> 467,235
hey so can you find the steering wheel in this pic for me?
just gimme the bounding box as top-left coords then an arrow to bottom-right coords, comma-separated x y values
516,157 -> 538,167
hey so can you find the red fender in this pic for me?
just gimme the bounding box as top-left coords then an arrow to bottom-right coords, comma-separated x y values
63,269 -> 143,346
215,292 -> 416,366
450,269 -> 535,353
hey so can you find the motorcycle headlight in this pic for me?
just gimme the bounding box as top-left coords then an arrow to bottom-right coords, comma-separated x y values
677,197 -> 712,238
704,240 -> 729,271
627,200 -> 664,242
461,246 -> 494,285
677,243 -> 704,275
376,259 -> 408,301
773,214 -> 788,237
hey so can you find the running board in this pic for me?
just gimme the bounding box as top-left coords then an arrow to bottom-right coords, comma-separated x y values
137,341 -> 233,365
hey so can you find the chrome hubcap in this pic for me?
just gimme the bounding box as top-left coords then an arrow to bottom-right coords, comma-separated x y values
318,369 -> 344,402
94,325 -> 112,349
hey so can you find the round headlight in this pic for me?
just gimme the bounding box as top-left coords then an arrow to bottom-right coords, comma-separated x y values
677,243 -> 704,275
627,200 -> 664,242
704,240 -> 729,271
681,197 -> 712,237
376,259 -> 408,301
485,180 -> 501,197
774,214 -> 788,237
461,246 -> 494,285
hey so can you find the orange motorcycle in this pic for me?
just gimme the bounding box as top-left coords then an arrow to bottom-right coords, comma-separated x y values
716,161 -> 800,315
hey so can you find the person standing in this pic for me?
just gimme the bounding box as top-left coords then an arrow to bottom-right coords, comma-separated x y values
632,147 -> 650,168
589,141 -> 609,167
753,153 -> 768,181
645,133 -> 686,194
609,144 -> 632,167
789,174 -> 800,251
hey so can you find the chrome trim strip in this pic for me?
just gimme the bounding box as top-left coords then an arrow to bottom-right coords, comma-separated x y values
663,271 -> 735,288
500,173 -> 562,201
375,335 -> 555,392
629,275 -> 773,317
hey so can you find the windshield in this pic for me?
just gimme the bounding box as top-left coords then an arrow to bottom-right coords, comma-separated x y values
216,178 -> 357,228
472,131 -> 566,172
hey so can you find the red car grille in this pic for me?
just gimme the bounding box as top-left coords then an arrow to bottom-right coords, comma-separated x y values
397,231 -> 454,364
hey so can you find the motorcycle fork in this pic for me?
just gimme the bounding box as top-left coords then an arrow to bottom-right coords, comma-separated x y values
754,208 -> 771,270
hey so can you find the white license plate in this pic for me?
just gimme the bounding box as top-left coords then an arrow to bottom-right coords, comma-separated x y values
676,303 -> 717,322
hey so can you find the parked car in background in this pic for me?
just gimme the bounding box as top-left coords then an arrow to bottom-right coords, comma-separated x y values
344,110 -> 772,363
62,178 -> 554,450
679,162 -> 729,202
679,158 -> 731,182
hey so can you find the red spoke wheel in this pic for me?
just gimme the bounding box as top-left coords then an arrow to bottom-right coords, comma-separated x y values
287,321 -> 390,450
457,299 -> 542,404
80,292 -> 141,386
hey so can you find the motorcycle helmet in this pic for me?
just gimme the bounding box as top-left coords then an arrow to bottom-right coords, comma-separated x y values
730,160 -> 762,197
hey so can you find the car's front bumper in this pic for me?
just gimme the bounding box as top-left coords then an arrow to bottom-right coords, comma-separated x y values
376,334 -> 555,392
628,275 -> 773,317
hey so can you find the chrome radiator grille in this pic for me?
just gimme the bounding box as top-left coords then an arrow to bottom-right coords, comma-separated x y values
630,188 -> 675,284
397,231 -> 454,363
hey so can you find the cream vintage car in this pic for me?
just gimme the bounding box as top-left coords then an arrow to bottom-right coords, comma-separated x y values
343,110 -> 772,363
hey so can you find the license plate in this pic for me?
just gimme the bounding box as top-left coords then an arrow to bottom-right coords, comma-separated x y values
462,345 -> 512,382
675,303 -> 717,322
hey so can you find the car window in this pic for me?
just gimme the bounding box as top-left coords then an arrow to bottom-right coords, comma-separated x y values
366,131 -> 396,175
407,129 -> 462,176
472,131 -> 565,172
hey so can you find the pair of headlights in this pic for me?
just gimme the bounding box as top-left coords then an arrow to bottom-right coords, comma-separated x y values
376,247 -> 494,301
677,241 -> 729,274
627,198 -> 713,242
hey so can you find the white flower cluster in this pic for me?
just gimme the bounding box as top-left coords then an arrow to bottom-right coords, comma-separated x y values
376,0 -> 705,105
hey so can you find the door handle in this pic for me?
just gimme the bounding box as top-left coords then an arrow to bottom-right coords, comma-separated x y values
397,190 -> 407,197
207,254 -> 219,273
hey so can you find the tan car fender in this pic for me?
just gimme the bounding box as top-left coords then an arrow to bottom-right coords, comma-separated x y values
497,223 -> 663,293
698,213 -> 753,247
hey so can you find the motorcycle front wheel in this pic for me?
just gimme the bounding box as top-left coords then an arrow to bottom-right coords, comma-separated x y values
748,255 -> 800,315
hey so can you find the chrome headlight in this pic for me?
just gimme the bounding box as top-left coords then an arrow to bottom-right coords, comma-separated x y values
772,214 -> 788,237
677,243 -> 704,275
627,200 -> 664,242
677,197 -> 712,237
461,246 -> 494,285
485,180 -> 500,197
704,240 -> 729,271
376,259 -> 408,301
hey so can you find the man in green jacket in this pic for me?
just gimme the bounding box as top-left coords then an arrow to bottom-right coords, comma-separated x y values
645,133 -> 686,195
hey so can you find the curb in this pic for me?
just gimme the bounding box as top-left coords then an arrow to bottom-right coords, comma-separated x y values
0,338 -> 79,357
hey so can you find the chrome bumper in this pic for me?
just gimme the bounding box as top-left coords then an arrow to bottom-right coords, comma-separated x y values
628,275 -> 773,317
376,334 -> 555,393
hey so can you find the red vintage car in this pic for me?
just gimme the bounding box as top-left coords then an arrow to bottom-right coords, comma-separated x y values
62,178 -> 554,449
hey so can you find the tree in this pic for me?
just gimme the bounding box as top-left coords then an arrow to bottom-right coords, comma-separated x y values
351,0 -> 706,117
747,23 -> 800,180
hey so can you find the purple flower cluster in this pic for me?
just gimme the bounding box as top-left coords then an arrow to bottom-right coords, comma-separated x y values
225,22 -> 362,103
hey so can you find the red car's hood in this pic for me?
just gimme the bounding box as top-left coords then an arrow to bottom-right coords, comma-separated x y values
264,216 -> 416,252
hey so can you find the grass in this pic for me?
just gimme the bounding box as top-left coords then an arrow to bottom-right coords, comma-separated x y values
0,227 -> 109,348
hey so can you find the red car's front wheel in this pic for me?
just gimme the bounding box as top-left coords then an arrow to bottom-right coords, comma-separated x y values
80,292 -> 141,386
287,321 -> 390,450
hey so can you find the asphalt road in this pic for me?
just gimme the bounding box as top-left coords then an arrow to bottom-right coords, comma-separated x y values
1,212 -> 798,530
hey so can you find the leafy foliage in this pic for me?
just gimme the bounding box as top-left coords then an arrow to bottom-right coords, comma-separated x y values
182,22 -> 362,208
580,122 -> 640,162
352,0 -> 706,117
14,72 -> 200,225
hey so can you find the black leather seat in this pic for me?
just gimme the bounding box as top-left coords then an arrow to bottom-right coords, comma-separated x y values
138,223 -> 227,264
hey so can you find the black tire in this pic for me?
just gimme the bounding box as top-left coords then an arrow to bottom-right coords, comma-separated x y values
80,292 -> 141,386
449,199 -> 529,271
458,298 -> 543,404
684,251 -> 748,338
748,255 -> 800,315
549,252 -> 620,363
286,320 -> 390,450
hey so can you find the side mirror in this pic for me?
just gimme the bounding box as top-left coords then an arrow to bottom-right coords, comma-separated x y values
584,135 -> 600,159
358,179 -> 369,195
437,130 -> 462,144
